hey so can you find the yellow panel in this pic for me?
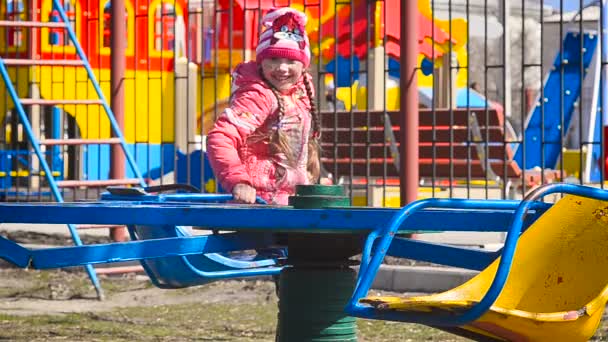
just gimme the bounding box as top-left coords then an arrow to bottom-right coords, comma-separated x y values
562,149 -> 586,179
362,195 -> 608,341
0,67 -> 29,117
37,66 -> 178,143
353,86 -> 399,111
351,196 -> 366,207
334,81 -> 358,111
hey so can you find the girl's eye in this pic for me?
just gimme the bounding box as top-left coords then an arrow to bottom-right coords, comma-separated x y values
281,25 -> 288,32
294,28 -> 300,35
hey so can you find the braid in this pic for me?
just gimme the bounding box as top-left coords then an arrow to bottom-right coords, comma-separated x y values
303,72 -> 321,183
270,86 -> 298,166
303,72 -> 320,139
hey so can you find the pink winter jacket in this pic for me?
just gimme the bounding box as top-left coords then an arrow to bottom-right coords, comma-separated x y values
207,61 -> 313,205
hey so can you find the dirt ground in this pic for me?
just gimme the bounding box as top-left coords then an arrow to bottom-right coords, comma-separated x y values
0,269 -> 274,316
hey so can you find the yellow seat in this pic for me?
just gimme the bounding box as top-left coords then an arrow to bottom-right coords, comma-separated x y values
361,195 -> 608,341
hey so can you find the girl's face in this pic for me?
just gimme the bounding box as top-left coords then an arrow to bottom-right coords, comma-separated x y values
261,58 -> 304,91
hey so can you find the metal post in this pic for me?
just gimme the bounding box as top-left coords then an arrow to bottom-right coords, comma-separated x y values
110,0 -> 126,180
399,0 -> 419,206
28,0 -> 40,189
501,1 -> 511,119
110,0 -> 127,242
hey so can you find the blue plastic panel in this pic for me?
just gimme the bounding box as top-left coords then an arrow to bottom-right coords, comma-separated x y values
514,31 -> 598,169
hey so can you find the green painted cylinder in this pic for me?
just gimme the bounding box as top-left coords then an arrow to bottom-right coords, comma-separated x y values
289,184 -> 349,209
276,267 -> 357,342
295,184 -> 345,197
276,184 -> 358,342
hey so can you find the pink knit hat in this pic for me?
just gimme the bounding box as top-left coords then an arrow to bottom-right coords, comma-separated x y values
256,7 -> 311,68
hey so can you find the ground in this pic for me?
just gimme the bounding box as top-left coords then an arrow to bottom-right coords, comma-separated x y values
0,268 -> 475,341
0,230 -> 607,341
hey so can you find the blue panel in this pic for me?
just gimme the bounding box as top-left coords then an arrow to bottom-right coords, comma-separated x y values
514,31 -> 599,169
84,143 -> 178,181
419,87 -> 490,108
589,81 -> 603,182
324,56 -> 360,87
175,149 -> 219,191
0,151 -> 13,189
83,144 -> 110,180
388,58 -> 400,79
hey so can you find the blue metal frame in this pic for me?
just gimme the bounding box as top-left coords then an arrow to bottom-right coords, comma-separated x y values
346,183 -> 608,326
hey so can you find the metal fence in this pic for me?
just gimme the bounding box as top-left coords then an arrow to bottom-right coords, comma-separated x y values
0,0 -> 605,206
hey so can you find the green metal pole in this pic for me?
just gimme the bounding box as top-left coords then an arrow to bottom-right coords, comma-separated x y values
277,185 -> 359,342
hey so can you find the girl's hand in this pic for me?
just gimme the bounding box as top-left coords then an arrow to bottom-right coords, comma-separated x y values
232,183 -> 257,203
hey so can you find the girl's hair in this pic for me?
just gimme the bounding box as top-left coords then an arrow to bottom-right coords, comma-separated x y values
302,72 -> 321,183
264,71 -> 321,183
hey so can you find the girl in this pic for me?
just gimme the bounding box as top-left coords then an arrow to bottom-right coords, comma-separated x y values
207,7 -> 321,205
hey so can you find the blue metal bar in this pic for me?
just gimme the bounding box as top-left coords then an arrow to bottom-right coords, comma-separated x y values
0,238 -> 31,268
30,232 -> 274,269
50,0 -> 144,186
357,230 -> 379,284
0,201 -> 548,232
387,237 -> 498,271
347,183 -> 608,326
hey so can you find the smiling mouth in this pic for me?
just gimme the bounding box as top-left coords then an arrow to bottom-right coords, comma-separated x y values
273,76 -> 291,82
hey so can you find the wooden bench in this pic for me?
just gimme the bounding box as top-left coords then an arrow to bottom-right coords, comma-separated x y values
320,108 -> 560,187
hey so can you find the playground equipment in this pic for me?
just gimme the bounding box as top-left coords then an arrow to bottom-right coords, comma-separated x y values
0,0 -> 148,298
514,30 -> 602,183
0,183 -> 608,341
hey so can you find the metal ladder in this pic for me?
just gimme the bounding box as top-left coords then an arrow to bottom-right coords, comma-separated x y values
0,0 -> 146,299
